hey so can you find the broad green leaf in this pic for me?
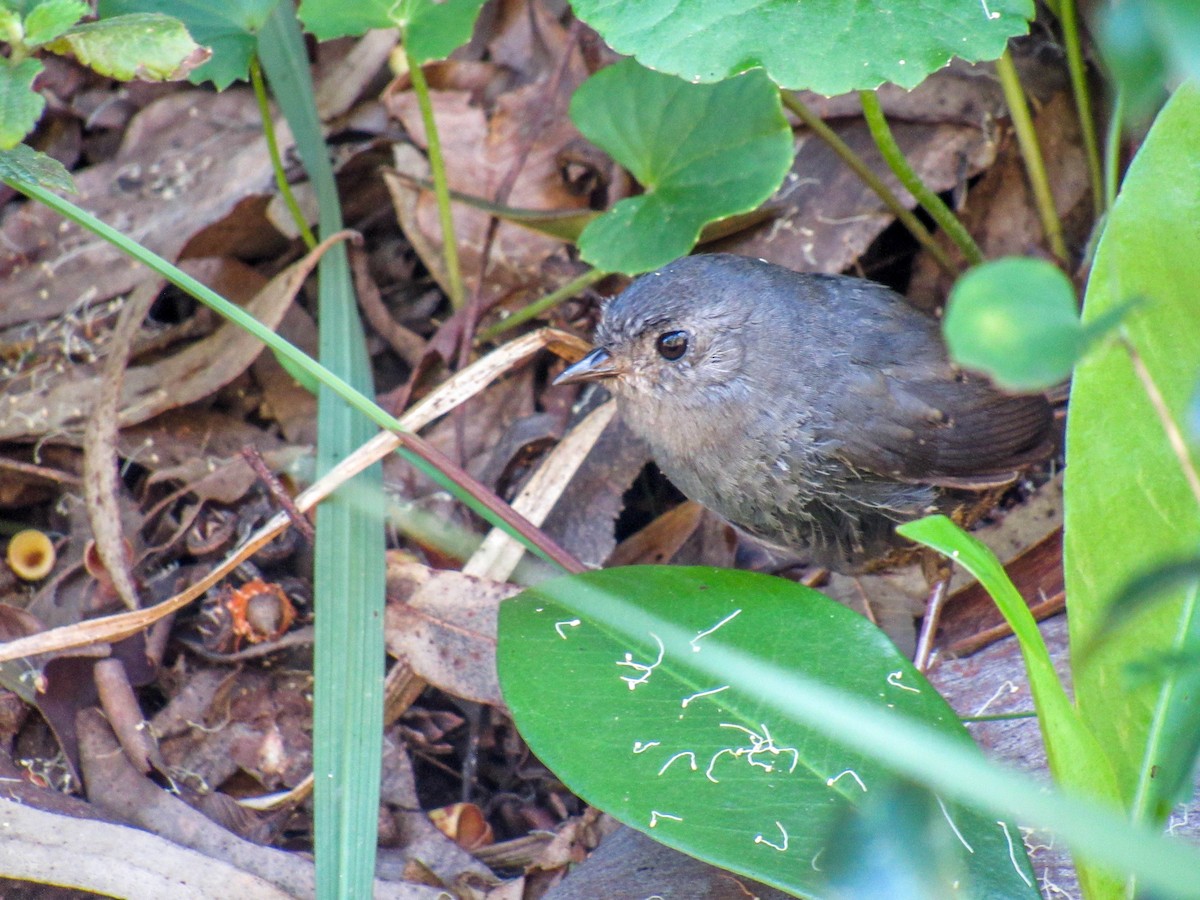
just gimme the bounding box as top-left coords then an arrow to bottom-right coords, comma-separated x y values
498,566 -> 1037,898
22,0 -> 87,46
47,13 -> 208,81
944,257 -> 1084,391
299,0 -> 486,64
99,0 -> 279,90
395,0 -> 487,64
570,0 -> 1033,96
1066,81 -> 1200,834
0,58 -> 44,149
0,143 -> 74,191
570,61 -> 792,275
0,10 -> 20,46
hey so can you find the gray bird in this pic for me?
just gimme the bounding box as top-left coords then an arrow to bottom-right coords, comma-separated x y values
554,254 -> 1053,572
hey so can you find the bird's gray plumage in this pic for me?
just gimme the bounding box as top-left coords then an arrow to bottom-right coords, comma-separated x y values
566,254 -> 1052,571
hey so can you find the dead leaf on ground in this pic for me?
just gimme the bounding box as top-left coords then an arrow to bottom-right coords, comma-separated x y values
385,559 -> 517,707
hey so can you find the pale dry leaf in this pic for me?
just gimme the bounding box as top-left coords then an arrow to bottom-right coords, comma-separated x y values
385,559 -> 518,706
465,400 -> 615,581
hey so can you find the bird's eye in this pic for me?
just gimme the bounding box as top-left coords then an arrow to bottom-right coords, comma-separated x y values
655,330 -> 689,361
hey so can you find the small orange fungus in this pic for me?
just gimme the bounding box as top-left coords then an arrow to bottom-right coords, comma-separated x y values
7,530 -> 55,581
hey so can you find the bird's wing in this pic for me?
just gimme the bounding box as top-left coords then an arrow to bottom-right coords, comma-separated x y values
820,362 -> 1054,488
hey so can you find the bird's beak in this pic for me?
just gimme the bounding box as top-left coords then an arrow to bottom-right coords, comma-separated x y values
553,347 -> 620,385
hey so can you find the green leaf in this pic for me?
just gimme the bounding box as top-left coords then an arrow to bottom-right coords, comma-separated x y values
498,566 -> 1037,898
1099,0 -> 1200,121
22,0 -> 88,46
896,515 -> 1124,895
46,12 -> 209,81
258,5 -> 386,896
1065,81 -> 1200,833
943,256 -> 1085,391
299,0 -> 486,62
0,143 -> 74,191
99,0 -> 279,90
570,61 -> 793,275
823,782 -> 969,898
0,57 -> 44,149
0,10 -> 21,47
296,0 -> 393,39
396,0 -> 486,64
570,0 -> 1034,95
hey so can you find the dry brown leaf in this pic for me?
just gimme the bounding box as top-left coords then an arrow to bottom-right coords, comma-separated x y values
465,400 -> 615,581
384,61 -> 590,306
541,414 -> 651,569
83,280 -> 159,611
607,500 -> 707,567
908,89 -> 1092,308
0,90 -> 280,331
713,116 -> 996,274
384,559 -> 517,706
0,234 -> 340,442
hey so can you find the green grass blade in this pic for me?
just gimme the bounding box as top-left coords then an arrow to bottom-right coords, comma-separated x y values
258,7 -> 383,895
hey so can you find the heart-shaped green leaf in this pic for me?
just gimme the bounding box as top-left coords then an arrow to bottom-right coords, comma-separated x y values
570,60 -> 792,274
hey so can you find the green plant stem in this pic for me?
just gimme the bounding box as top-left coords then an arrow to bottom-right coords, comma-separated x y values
1105,90 -> 1125,210
1056,0 -> 1104,217
1121,335 -> 1200,508
781,91 -> 957,277
961,711 -> 1038,723
406,50 -> 464,309
858,90 -> 984,267
476,268 -> 608,342
249,56 -> 317,250
995,50 -> 1070,262
3,177 -> 574,573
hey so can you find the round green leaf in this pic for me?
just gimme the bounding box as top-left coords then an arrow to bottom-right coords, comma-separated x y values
497,566 -> 1036,898
23,0 -> 90,47
571,0 -> 1033,96
100,0 -> 280,90
0,58 -> 45,149
297,0 -> 394,40
298,0 -> 487,64
944,256 -> 1082,391
570,61 -> 792,275
47,13 -> 209,81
